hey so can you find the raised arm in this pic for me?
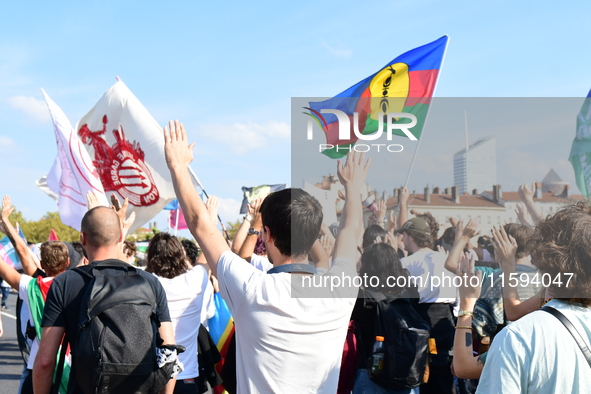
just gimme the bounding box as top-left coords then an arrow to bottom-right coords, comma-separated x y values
397,187 -> 409,229
444,219 -> 480,274
452,252 -> 485,379
333,151 -> 371,262
164,120 -> 229,277
0,254 -> 22,290
238,198 -> 263,262
0,196 -> 39,276
518,183 -> 544,225
491,226 -> 532,321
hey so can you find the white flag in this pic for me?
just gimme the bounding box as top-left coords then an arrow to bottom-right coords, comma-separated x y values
41,89 -> 109,231
75,81 -> 176,232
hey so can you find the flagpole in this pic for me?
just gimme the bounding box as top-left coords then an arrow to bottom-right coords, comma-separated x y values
174,208 -> 179,236
187,166 -> 231,241
402,35 -> 450,190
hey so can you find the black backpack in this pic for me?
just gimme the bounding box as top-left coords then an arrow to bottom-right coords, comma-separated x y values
362,289 -> 430,390
71,261 -> 173,394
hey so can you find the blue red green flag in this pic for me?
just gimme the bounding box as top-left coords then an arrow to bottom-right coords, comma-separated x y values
308,36 -> 448,158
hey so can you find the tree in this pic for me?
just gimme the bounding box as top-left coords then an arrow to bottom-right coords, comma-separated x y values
0,210 -> 80,243
20,212 -> 80,243
225,219 -> 242,240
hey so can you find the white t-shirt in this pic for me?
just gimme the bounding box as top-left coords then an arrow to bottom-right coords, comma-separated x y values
477,299 -> 591,393
250,253 -> 273,272
400,249 -> 457,303
154,265 -> 209,379
217,251 -> 357,394
200,279 -> 216,330
19,274 -> 54,370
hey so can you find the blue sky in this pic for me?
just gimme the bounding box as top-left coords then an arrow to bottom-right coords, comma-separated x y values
1,1 -> 590,234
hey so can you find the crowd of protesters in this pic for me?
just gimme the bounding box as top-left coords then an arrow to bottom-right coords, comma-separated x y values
0,121 -> 589,393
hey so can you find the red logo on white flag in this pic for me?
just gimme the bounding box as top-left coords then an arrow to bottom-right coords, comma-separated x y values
78,115 -> 160,207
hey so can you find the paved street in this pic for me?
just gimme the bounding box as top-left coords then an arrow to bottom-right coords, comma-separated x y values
0,291 -> 24,393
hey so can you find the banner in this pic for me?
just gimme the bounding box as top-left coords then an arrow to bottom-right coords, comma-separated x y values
41,90 -> 109,231
570,89 -> 591,197
75,81 -> 176,232
240,184 -> 287,214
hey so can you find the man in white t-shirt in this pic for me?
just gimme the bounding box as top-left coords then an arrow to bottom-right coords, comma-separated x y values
164,120 -> 369,393
477,203 -> 591,393
397,217 -> 456,394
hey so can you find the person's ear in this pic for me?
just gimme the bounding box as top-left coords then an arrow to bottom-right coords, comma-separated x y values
80,232 -> 86,246
263,226 -> 273,243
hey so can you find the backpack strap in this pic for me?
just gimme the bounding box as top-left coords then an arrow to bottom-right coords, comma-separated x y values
541,306 -> 591,368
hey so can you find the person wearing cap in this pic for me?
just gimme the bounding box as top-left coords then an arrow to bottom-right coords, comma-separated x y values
397,216 -> 457,394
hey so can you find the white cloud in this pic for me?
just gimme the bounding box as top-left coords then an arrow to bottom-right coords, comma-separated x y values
7,95 -> 50,123
0,135 -> 16,149
320,39 -> 353,58
197,121 -> 290,155
217,197 -> 242,224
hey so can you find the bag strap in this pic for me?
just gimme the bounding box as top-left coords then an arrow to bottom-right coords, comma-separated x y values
541,306 -> 591,368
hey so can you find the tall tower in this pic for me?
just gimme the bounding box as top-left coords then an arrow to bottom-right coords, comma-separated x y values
453,136 -> 497,194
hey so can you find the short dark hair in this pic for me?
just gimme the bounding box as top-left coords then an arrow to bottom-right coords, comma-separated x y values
260,188 -> 322,259
362,225 -> 388,249
503,223 -> 533,259
181,239 -> 199,266
360,243 -> 408,295
40,241 -> 69,276
530,202 -> 591,305
146,233 -> 190,279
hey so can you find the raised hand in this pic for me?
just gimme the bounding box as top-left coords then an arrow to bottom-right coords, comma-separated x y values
206,196 -> 220,226
336,151 -> 371,192
387,210 -> 397,233
247,198 -> 264,230
518,183 -> 535,203
399,187 -> 410,205
515,202 -> 534,228
456,251 -> 482,300
375,199 -> 387,225
1,195 -> 14,222
491,226 -> 517,270
110,194 -> 135,238
86,191 -> 101,210
164,120 -> 195,171
319,234 -> 335,258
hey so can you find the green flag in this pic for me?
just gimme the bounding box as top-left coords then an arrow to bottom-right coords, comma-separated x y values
569,90 -> 591,197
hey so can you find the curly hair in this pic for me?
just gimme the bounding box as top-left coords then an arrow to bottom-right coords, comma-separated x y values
529,201 -> 591,306
412,211 -> 439,242
181,239 -> 199,266
406,230 -> 434,250
360,243 -> 409,295
146,233 -> 190,279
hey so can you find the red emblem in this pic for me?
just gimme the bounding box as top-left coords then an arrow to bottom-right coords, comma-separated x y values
78,115 -> 160,206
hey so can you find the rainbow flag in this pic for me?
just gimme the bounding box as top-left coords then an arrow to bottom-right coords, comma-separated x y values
570,88 -> 591,197
308,36 -> 448,158
208,292 -> 234,394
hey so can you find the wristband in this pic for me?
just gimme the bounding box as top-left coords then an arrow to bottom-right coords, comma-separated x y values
455,326 -> 472,330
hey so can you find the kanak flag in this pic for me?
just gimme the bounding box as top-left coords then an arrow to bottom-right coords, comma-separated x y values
75,81 -> 176,233
41,90 -> 109,231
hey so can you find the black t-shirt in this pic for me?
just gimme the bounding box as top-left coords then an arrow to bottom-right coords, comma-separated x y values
42,259 -> 171,392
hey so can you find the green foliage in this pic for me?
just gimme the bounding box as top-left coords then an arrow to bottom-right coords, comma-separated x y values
226,219 -> 242,240
2,210 -> 80,243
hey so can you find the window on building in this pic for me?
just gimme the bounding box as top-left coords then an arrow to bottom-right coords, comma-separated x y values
488,216 -> 491,224
497,216 -> 501,224
478,216 -> 481,223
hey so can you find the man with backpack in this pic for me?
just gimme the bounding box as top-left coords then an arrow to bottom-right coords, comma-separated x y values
33,207 -> 178,394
